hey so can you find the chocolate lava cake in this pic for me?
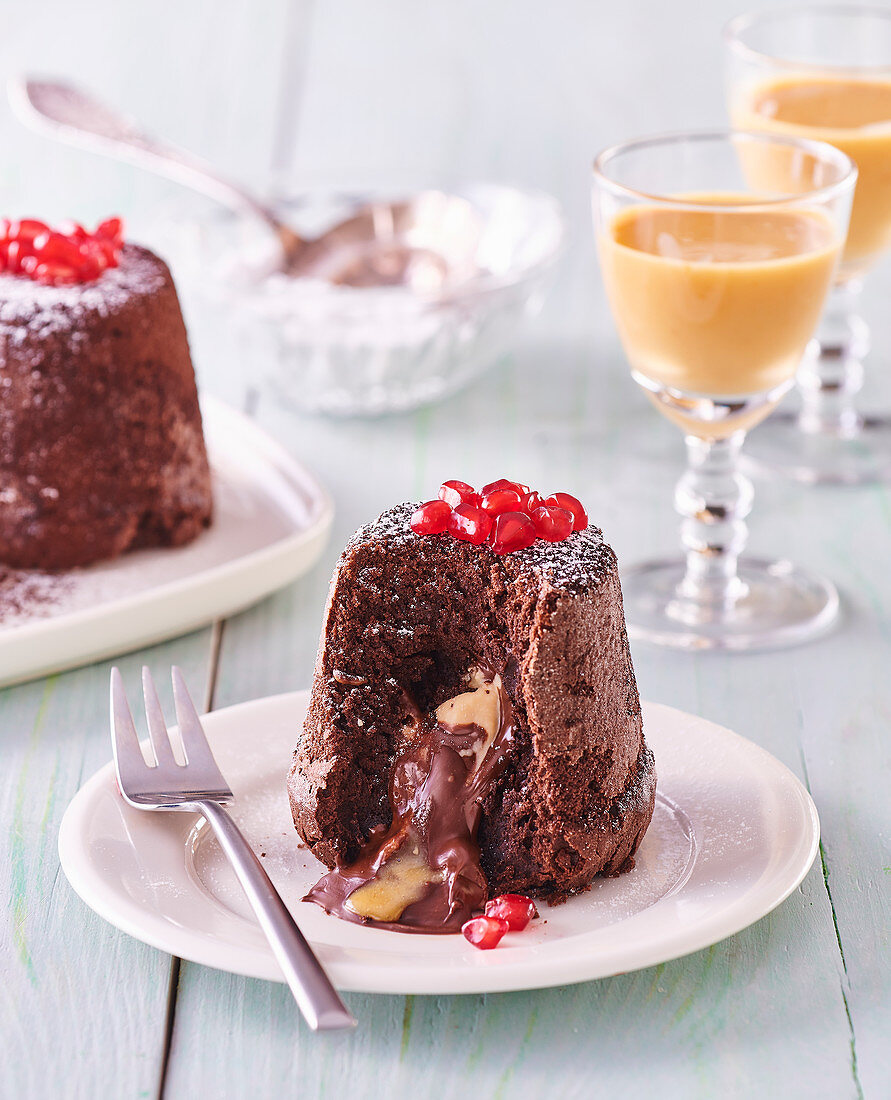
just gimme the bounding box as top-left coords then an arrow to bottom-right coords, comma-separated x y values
0,243 -> 213,570
289,498 -> 656,932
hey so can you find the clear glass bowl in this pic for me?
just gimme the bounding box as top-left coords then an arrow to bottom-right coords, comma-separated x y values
164,184 -> 564,416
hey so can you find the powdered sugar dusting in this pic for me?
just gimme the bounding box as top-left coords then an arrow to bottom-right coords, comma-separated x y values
0,568 -> 73,624
0,244 -> 168,339
352,501 -> 615,592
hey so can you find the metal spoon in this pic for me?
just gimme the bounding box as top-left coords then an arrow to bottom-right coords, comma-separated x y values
8,77 -> 474,288
9,77 -> 307,269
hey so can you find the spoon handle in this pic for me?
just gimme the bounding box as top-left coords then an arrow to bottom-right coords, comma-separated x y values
9,78 -> 301,250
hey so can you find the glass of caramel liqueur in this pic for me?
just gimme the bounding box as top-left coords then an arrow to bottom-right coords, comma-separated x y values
726,5 -> 891,484
593,130 -> 855,651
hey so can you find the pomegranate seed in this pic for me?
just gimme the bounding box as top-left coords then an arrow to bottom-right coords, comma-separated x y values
5,240 -> 27,273
34,231 -> 85,268
518,490 -> 545,514
95,216 -> 124,244
490,511 -> 536,555
76,252 -> 103,280
8,218 -> 50,244
57,220 -> 88,241
480,478 -> 520,496
484,894 -> 538,931
410,499 -> 451,535
462,915 -> 509,950
448,503 -> 492,545
532,505 -> 573,542
545,492 -> 588,532
438,480 -> 479,508
0,218 -> 9,241
35,262 -> 79,286
481,487 -> 523,518
20,255 -> 39,275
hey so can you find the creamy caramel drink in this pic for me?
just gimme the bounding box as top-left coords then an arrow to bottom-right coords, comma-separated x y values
599,197 -> 841,433
592,131 -> 854,649
735,76 -> 891,276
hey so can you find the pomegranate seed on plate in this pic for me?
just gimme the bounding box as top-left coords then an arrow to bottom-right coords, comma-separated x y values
448,503 -> 492,545
462,915 -> 509,950
410,499 -> 451,535
480,487 -> 523,518
532,505 -> 573,542
545,492 -> 588,532
490,511 -> 536,555
484,894 -> 538,931
438,480 -> 479,508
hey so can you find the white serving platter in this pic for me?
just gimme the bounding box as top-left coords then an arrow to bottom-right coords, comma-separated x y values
59,692 -> 820,996
0,398 -> 332,687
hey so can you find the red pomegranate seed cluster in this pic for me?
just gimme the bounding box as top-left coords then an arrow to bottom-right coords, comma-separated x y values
0,217 -> 125,286
410,479 -> 587,555
462,894 -> 539,950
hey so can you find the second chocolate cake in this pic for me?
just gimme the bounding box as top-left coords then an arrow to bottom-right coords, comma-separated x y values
290,497 -> 656,933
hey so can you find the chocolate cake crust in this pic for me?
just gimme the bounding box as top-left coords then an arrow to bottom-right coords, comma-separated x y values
0,244 -> 213,570
289,502 -> 656,906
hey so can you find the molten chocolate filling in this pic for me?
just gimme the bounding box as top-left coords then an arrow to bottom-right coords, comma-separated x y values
304,668 -> 514,932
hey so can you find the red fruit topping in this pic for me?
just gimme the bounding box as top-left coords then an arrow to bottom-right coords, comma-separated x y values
5,240 -> 28,274
6,218 -> 50,244
438,480 -> 479,508
462,915 -> 509,950
545,492 -> 588,532
34,231 -> 85,268
480,478 -> 519,496
410,499 -> 451,535
519,490 -> 545,514
95,216 -> 124,244
490,511 -> 536,555
448,503 -> 492,545
35,262 -> 80,286
0,216 -> 124,284
532,505 -> 573,542
480,487 -> 523,518
57,220 -> 88,241
484,894 -> 538,931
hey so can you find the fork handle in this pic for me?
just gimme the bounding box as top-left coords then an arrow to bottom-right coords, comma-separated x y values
193,799 -> 356,1031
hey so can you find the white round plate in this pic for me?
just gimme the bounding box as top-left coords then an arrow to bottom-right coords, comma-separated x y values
0,398 -> 333,688
59,693 -> 819,995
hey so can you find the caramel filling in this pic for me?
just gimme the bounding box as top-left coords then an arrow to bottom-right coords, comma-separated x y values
304,667 -> 513,933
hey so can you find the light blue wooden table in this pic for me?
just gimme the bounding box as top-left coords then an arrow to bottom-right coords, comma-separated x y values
1,2 -> 889,1097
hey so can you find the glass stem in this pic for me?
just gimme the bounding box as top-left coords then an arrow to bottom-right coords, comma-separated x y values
797,279 -> 869,438
675,432 -> 753,607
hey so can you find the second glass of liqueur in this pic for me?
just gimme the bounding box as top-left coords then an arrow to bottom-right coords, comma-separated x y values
593,131 -> 854,650
727,5 -> 891,484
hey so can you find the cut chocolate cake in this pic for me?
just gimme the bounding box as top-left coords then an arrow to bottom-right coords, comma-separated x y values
290,492 -> 656,934
0,241 -> 213,569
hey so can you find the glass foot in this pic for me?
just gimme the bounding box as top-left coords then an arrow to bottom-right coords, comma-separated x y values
742,411 -> 891,486
621,557 -> 839,651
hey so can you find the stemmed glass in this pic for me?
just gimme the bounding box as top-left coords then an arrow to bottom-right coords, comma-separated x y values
726,5 -> 891,484
592,131 -> 855,650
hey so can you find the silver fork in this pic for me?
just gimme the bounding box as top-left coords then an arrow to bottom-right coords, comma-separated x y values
110,665 -> 356,1032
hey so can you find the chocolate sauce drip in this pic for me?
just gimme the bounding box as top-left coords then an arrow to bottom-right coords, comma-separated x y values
304,671 -> 514,933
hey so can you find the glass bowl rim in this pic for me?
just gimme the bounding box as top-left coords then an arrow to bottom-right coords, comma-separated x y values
724,4 -> 891,74
592,128 -> 857,211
